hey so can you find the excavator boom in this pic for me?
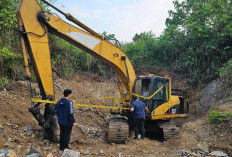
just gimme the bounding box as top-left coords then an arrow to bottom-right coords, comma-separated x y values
16,0 -> 136,141
16,0 -> 136,101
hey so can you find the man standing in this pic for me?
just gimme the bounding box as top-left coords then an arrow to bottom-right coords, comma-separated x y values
55,89 -> 77,151
131,96 -> 149,140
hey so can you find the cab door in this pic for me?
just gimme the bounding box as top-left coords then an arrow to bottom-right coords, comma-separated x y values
149,77 -> 170,114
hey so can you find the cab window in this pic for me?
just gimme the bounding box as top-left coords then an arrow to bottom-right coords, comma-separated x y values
153,80 -> 164,100
134,79 -> 150,97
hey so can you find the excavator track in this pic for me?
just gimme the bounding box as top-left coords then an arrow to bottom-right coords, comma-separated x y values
159,121 -> 180,141
107,117 -> 129,144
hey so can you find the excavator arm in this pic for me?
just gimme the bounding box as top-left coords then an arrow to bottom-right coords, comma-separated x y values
16,0 -> 136,140
16,0 -> 136,101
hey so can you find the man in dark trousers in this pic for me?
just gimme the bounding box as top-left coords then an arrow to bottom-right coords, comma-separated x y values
55,89 -> 77,151
131,96 -> 149,140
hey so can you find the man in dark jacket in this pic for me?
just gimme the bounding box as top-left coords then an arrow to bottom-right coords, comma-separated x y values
131,96 -> 148,140
55,89 -> 77,151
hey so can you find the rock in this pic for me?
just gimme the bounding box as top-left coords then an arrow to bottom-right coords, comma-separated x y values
209,151 -> 229,157
84,150 -> 89,155
191,144 -> 208,156
179,149 -> 191,156
24,153 -> 41,157
6,150 -> 17,157
25,131 -> 33,136
181,149 -> 186,156
46,153 -> 53,157
5,123 -> 12,126
36,147 -> 42,153
23,126 -> 32,132
191,152 -> 199,157
24,149 -> 42,157
42,147 -> 49,151
61,149 -> 80,157
4,130 -> 8,138
23,126 -> 33,136
17,145 -> 22,150
0,150 -> 18,157
99,149 -> 104,155
19,133 -> 25,138
117,153 -> 122,157
0,124 -> 4,134
3,143 -> 9,147
0,150 -> 9,157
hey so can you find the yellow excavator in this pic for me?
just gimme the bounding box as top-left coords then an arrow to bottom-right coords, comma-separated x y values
16,0 -> 189,143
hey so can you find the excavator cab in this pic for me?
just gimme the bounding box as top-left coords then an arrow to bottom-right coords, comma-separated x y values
133,75 -> 170,118
132,74 -> 189,119
132,75 -> 189,140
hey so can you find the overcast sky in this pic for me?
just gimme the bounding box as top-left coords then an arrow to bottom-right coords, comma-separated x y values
51,0 -> 175,42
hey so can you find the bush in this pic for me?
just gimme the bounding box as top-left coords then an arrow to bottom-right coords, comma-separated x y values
0,77 -> 8,88
208,110 -> 232,123
0,46 -> 23,81
219,59 -> 232,78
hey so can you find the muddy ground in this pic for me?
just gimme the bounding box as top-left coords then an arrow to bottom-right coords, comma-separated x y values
0,72 -> 231,157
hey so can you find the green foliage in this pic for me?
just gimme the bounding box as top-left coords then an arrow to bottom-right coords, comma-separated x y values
123,0 -> 232,85
0,0 -> 17,33
38,0 -> 56,12
0,0 -> 20,50
0,0 -> 23,87
228,97 -> 232,102
0,77 -> 9,88
122,31 -> 159,71
208,110 -> 232,123
0,0 -> 231,86
30,74 -> 37,83
219,59 -> 232,78
0,45 -> 23,80
101,31 -> 115,38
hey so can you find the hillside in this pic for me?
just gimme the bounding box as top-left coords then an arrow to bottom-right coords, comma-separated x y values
0,72 -> 231,156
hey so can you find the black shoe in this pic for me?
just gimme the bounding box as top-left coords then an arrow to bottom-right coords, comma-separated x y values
134,137 -> 138,140
59,148 -> 64,151
140,138 -> 144,140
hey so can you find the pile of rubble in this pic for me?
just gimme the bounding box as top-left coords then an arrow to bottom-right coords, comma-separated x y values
179,144 -> 229,157
0,148 -> 80,157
